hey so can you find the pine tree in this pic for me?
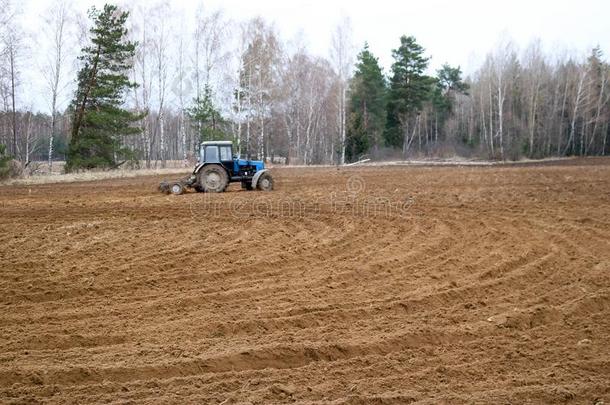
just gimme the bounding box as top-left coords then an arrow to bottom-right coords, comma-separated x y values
66,4 -> 141,171
0,144 -> 11,179
187,85 -> 226,142
430,64 -> 469,142
345,112 -> 370,162
384,35 -> 432,151
346,43 -> 387,161
437,64 -> 469,95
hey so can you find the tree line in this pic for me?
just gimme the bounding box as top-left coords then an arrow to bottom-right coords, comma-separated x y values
1,1 -> 608,174
347,37 -> 610,161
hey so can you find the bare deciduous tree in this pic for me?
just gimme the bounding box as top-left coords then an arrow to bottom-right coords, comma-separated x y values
40,0 -> 72,170
129,4 -> 154,168
0,2 -> 20,158
330,16 -> 354,165
170,21 -> 191,165
150,1 -> 171,167
237,18 -> 281,160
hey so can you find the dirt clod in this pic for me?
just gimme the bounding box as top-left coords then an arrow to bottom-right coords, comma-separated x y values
270,383 -> 297,396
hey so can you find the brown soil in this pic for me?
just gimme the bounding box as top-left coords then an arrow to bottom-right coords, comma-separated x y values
1,160 -> 609,404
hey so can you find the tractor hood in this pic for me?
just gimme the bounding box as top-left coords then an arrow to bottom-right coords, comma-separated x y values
236,158 -> 265,171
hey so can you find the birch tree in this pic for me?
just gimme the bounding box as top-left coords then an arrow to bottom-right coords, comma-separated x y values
170,21 -> 191,165
279,51 -> 336,164
238,18 -> 281,159
129,4 -> 154,167
1,8 -> 20,158
522,40 -> 547,157
192,6 -> 230,152
564,61 -> 589,155
40,0 -> 72,170
330,16 -> 354,165
150,1 -> 170,167
490,39 -> 518,159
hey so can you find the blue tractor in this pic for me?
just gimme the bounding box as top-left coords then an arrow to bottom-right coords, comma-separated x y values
159,141 -> 274,195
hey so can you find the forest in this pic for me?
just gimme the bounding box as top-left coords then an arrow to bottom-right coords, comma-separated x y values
1,0 -> 609,172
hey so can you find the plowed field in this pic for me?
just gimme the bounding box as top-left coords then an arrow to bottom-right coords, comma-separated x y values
1,160 -> 609,404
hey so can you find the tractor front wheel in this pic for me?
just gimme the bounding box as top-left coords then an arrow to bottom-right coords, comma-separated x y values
197,164 -> 229,193
257,172 -> 274,191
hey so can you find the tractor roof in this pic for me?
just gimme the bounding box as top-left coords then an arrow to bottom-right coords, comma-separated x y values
201,140 -> 233,146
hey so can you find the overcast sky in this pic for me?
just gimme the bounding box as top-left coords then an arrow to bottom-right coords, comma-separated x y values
193,0 -> 610,73
18,0 -> 610,111
24,0 -> 610,69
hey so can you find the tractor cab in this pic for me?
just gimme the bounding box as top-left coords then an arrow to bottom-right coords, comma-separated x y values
199,141 -> 235,176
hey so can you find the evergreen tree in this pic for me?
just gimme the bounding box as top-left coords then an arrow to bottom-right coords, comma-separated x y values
437,64 -> 469,95
66,4 -> 141,171
430,64 -> 469,142
345,110 -> 370,162
384,35 -> 432,150
187,85 -> 226,142
0,144 -> 10,179
346,43 -> 387,161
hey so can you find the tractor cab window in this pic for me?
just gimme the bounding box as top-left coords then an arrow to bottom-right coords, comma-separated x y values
205,146 -> 218,162
220,146 -> 232,161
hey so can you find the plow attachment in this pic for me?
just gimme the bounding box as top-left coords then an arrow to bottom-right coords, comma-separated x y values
159,176 -> 196,195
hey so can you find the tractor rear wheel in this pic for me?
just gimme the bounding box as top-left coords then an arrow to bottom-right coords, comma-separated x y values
197,164 -> 229,193
257,172 -> 274,191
